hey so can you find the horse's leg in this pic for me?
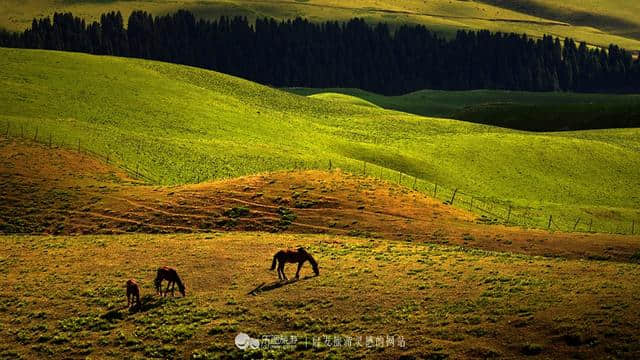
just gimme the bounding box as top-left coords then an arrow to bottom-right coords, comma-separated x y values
280,262 -> 288,281
170,281 -> 175,297
275,260 -> 282,280
295,262 -> 303,279
127,292 -> 131,307
165,281 -> 171,297
276,261 -> 281,280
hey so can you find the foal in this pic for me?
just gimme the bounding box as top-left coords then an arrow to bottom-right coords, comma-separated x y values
154,266 -> 186,297
126,279 -> 141,308
270,247 -> 319,281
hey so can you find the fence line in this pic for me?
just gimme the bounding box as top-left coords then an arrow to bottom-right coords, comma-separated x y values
2,119 -> 638,235
327,157 -> 638,236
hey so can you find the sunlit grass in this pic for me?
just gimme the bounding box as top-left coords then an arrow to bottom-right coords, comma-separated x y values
1,232 -> 639,358
0,47 -> 638,233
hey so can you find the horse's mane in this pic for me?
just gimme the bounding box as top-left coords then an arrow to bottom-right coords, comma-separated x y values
304,250 -> 318,268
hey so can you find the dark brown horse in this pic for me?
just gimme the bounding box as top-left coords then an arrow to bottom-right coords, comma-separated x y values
154,266 -> 186,297
126,278 -> 141,308
270,247 -> 319,281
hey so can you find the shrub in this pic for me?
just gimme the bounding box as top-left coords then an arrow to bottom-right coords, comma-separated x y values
223,207 -> 250,218
521,343 -> 543,355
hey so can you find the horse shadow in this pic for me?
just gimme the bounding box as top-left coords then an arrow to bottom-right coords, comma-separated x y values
248,275 -> 316,295
115,295 -> 164,315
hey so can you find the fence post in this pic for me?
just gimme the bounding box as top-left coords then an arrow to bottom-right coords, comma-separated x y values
363,161 -> 366,176
633,220 -> 636,235
573,217 -> 580,231
469,197 -> 474,211
433,183 -> 438,198
548,215 -> 553,230
506,205 -> 512,224
5,122 -> 9,137
33,127 -> 38,141
589,218 -> 593,232
412,177 -> 417,190
450,189 -> 458,205
398,172 -> 402,184
77,139 -> 81,152
329,159 -> 332,170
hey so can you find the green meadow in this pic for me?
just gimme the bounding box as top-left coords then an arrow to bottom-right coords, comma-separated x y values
1,47 -> 639,233
1,0 -> 640,50
288,88 -> 640,130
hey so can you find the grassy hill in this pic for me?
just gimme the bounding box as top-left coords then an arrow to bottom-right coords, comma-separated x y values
308,92 -> 380,109
1,0 -> 640,50
1,233 -> 640,358
477,0 -> 640,39
1,47 -> 639,233
5,136 -> 640,261
287,88 -> 640,131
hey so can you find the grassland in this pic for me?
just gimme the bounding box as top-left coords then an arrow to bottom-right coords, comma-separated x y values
5,136 -> 639,262
1,232 -> 640,359
1,47 -> 639,234
2,0 -> 640,50
477,0 -> 640,39
289,87 -> 640,121
308,93 -> 380,109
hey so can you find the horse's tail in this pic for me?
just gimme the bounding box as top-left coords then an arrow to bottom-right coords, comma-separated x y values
270,252 -> 279,270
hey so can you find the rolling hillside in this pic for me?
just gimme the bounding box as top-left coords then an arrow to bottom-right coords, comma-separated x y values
1,47 -> 639,234
1,0 -> 640,50
287,88 -> 640,131
308,93 -> 381,109
477,0 -> 640,39
4,136 -> 639,262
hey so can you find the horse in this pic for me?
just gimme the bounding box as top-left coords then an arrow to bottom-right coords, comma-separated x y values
154,266 -> 186,297
270,247 -> 319,281
126,279 -> 141,308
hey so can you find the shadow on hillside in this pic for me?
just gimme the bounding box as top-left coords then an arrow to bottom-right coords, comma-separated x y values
248,276 -> 316,295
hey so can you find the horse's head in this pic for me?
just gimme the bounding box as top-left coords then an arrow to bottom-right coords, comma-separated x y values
154,276 -> 162,292
301,248 -> 320,276
178,283 -> 186,297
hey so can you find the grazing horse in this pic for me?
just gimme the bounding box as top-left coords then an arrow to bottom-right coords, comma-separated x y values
270,247 -> 319,281
126,279 -> 141,308
154,266 -> 186,297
